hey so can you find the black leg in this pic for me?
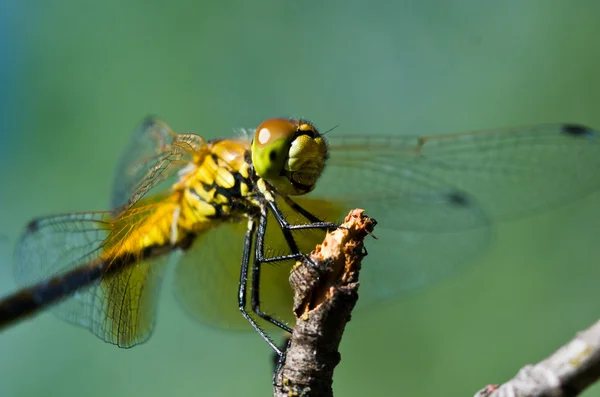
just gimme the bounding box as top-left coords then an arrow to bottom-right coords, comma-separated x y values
267,199 -> 338,231
250,204 -> 293,333
272,335 -> 293,384
282,195 -> 335,224
241,194 -> 341,357
271,334 -> 292,373
238,217 -> 282,355
265,198 -> 337,271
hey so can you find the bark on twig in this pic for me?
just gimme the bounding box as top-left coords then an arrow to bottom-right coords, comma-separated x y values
475,319 -> 600,397
273,209 -> 376,397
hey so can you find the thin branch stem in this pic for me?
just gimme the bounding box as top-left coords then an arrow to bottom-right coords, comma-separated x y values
475,319 -> 600,397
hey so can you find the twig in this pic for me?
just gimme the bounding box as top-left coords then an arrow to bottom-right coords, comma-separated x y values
273,209 -> 376,397
475,319 -> 600,397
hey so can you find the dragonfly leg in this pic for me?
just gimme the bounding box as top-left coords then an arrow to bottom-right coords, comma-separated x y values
264,197 -> 343,278
267,199 -> 338,231
272,336 -> 292,384
281,195 -> 340,226
238,217 -> 283,356
250,204 -> 293,333
242,197 -> 343,358
260,201 -> 326,272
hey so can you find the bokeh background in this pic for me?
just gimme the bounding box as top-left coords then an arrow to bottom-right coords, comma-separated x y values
2,1 -> 600,396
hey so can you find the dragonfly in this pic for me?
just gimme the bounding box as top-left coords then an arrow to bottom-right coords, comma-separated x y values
0,117 -> 599,356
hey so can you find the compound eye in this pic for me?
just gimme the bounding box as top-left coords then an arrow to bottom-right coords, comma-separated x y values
252,118 -> 327,196
252,118 -> 297,180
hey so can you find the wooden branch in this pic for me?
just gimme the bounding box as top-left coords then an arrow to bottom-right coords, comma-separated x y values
273,209 -> 376,397
475,319 -> 600,397
270,208 -> 600,396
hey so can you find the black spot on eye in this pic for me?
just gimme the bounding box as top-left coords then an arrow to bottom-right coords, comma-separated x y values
269,150 -> 277,161
446,191 -> 470,207
561,124 -> 595,138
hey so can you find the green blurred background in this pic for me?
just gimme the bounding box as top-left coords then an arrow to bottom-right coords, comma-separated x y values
2,1 -> 600,396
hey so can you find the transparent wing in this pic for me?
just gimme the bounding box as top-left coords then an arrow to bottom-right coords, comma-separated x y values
292,197 -> 490,310
111,116 -> 206,210
92,255 -> 169,347
357,223 -> 489,306
15,212 -> 112,285
172,196 -> 339,332
172,220 -> 257,331
15,204 -> 171,347
298,124 -> 600,306
170,195 -> 487,328
314,123 -> 600,231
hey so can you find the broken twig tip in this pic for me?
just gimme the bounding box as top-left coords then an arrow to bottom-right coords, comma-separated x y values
274,209 -> 376,397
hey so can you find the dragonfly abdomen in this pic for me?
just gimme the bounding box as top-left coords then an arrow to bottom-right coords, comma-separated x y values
0,259 -> 107,330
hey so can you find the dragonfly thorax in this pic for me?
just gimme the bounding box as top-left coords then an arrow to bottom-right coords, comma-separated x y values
173,138 -> 258,229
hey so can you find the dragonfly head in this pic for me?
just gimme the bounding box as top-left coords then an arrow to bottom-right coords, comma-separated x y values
251,118 -> 327,196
